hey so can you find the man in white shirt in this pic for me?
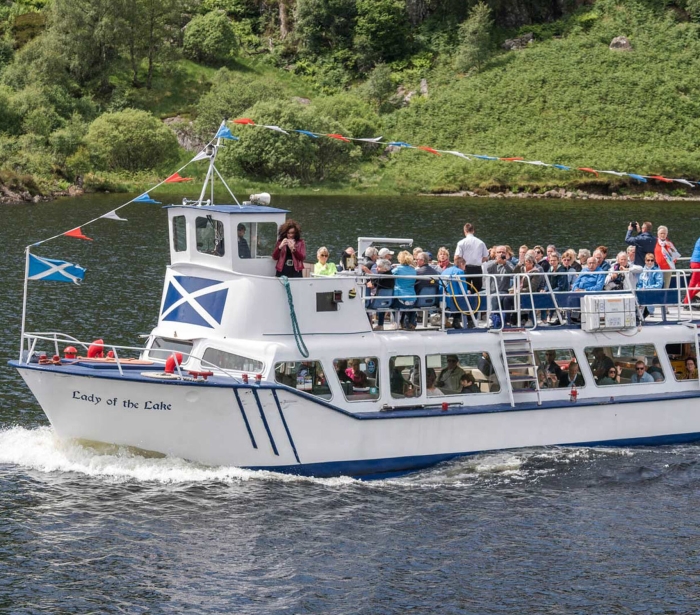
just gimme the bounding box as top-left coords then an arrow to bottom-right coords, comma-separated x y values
455,222 -> 489,293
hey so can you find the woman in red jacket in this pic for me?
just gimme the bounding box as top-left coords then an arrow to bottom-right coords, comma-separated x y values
654,225 -> 681,289
272,220 -> 306,278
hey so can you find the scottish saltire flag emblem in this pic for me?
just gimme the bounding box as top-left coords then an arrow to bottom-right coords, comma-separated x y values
28,254 -> 86,284
160,275 -> 228,328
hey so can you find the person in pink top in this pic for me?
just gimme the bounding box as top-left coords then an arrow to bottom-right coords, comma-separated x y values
654,225 -> 681,289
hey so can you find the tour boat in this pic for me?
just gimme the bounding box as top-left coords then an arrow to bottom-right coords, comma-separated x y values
10,147 -> 700,479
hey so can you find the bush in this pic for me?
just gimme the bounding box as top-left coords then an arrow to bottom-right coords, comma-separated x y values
183,12 -> 237,65
84,109 -> 180,172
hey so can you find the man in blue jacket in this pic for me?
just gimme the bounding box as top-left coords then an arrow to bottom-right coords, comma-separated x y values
572,256 -> 606,292
625,221 -> 655,266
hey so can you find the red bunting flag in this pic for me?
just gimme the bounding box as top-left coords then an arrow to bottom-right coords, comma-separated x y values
327,133 -> 350,142
500,157 -> 524,162
648,175 -> 674,183
64,227 -> 93,241
233,118 -> 255,125
418,146 -> 441,155
164,173 -> 193,183
578,167 -> 600,177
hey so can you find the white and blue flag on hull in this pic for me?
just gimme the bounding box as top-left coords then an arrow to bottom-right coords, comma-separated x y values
28,254 -> 86,284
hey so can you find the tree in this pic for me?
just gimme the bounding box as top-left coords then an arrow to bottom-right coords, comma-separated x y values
183,11 -> 237,65
454,1 -> 492,73
361,63 -> 394,110
294,0 -> 357,54
354,0 -> 410,68
84,109 -> 180,171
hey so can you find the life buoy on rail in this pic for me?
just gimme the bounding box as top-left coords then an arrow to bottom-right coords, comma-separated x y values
164,352 -> 183,374
87,339 -> 104,359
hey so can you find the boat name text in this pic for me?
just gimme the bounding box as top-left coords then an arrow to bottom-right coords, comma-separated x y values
71,391 -> 172,410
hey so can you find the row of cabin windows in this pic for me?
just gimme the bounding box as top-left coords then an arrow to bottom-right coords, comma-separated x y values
272,343 -> 698,401
172,216 -> 278,259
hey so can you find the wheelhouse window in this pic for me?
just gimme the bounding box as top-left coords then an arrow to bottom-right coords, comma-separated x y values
665,343 -> 697,381
389,355 -> 421,399
203,348 -> 263,373
172,215 -> 186,252
334,357 -> 380,401
274,361 -> 331,399
196,216 -> 224,256
533,349 -> 585,389
426,352 -> 500,395
585,345 -> 664,385
147,337 -> 193,361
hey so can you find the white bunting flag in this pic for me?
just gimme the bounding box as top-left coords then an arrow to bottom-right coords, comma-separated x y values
100,210 -> 128,221
263,125 -> 289,135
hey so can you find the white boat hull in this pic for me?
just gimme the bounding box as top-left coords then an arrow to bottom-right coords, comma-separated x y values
16,365 -> 700,478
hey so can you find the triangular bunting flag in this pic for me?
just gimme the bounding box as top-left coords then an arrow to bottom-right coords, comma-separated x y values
500,157 -> 524,162
191,150 -> 211,162
388,141 -> 414,148
628,174 -> 647,182
100,210 -> 128,222
293,130 -> 319,138
514,160 -> 550,166
165,173 -> 194,183
326,133 -> 350,142
263,125 -> 289,135
648,175 -> 674,183
578,167 -> 600,177
672,179 -> 695,187
417,146 -> 441,155
553,164 -> 572,171
215,126 -> 239,140
441,151 -> 471,160
354,136 -> 384,142
133,193 -> 161,204
64,227 -> 93,241
233,118 -> 255,125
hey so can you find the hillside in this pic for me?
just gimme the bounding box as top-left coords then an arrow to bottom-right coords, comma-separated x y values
0,0 -> 699,199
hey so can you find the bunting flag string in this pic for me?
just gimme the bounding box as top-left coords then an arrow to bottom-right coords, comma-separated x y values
225,116 -> 699,188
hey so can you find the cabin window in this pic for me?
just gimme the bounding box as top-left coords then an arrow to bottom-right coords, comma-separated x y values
389,355 -> 421,399
532,349 -> 585,390
147,337 -> 193,361
426,352 -> 501,395
196,216 -> 224,257
334,357 -> 380,401
274,361 -> 331,399
665,344 -> 697,381
172,216 -> 187,252
585,345 -> 664,385
203,348 -> 263,373
233,222 -> 278,258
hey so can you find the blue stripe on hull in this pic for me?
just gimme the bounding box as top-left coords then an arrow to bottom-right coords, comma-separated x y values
248,431 -> 700,480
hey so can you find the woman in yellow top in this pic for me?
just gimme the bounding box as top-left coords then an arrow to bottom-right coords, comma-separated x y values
314,247 -> 337,276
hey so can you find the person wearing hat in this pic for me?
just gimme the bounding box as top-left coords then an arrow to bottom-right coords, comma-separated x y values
378,247 -> 394,261
237,223 -> 251,259
436,355 -> 466,394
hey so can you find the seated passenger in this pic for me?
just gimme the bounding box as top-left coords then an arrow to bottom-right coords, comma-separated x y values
591,347 -> 615,381
314,247 -> 337,276
647,357 -> 664,382
335,359 -> 353,384
390,364 -> 409,396
460,372 -> 480,393
414,252 -> 440,294
638,256 -> 663,290
598,366 -> 620,385
572,257 -> 605,292
436,354 -> 466,394
237,223 -> 251,259
558,361 -> 585,388
393,250 -> 418,330
533,368 -> 550,389
631,360 -> 654,383
562,249 -> 581,273
435,247 -> 451,272
683,357 -> 697,380
359,246 -> 378,275
347,359 -> 369,387
502,254 -> 542,326
367,258 -> 395,330
426,368 -> 441,397
595,246 -> 611,271
604,251 -> 642,291
577,248 -> 591,271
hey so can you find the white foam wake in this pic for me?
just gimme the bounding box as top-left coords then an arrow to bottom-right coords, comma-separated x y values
0,426 -> 356,486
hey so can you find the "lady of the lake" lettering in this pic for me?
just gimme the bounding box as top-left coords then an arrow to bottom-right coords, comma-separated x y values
71,391 -> 171,410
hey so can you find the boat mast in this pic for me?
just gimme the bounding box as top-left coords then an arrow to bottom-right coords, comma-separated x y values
197,122 -> 223,207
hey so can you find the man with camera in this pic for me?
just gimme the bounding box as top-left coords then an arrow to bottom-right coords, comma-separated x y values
625,221 -> 655,267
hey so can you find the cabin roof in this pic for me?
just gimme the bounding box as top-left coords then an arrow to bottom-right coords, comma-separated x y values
164,204 -> 290,215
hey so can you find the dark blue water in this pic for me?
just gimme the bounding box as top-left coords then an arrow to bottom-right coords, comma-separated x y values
2,193 -> 700,614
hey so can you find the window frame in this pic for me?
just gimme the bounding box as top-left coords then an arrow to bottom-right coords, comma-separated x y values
584,344 -> 664,386
274,361 -> 332,400
425,351 -> 501,396
195,216 -> 225,257
172,215 -> 187,252
202,347 -> 264,373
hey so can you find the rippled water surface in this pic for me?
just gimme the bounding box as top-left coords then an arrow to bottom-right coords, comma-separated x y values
2,193 -> 700,613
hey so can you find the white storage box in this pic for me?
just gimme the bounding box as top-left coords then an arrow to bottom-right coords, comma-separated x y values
581,294 -> 636,331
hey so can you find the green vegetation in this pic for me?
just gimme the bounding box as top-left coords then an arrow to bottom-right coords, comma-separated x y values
0,0 -> 699,198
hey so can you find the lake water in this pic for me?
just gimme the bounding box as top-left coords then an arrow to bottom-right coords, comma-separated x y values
2,193 -> 700,614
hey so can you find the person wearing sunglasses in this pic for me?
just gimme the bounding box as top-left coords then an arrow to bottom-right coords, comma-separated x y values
598,366 -> 619,386
630,360 -> 654,383
314,247 -> 337,276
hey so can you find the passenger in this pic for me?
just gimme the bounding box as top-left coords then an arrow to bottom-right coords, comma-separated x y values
335,359 -> 353,384
338,247 -> 357,272
542,350 -> 563,382
426,368 -> 441,397
547,252 -> 569,292
435,247 -> 451,272
595,246 -> 611,271
625,221 -> 655,267
367,258 -> 395,330
455,222 -> 489,294
577,248 -> 591,271
503,254 -> 542,326
534,368 -> 550,389
348,359 -> 369,387
604,251 -> 642,291
558,360 -> 585,388
572,257 -> 605,292
393,250 -> 418,330
505,245 -> 518,266
647,357 -> 664,382
560,249 -> 580,279
484,245 -> 514,327
460,372 -> 480,393
638,254 -> 663,318
359,247 -> 379,274
518,245 -> 529,266
314,247 -> 337,276
390,363 -> 409,396
631,360 -> 654,383
546,244 -> 558,265
441,255 -> 468,329
683,357 -> 698,380
436,354 -> 466,394
683,236 -> 700,306
533,245 -> 550,272
478,352 -> 496,389
272,219 -> 306,278
378,247 -> 395,264
591,347 -> 615,381
598,366 -> 620,386
237,223 -> 251,259
655,226 -> 681,289
412,247 -> 424,261
414,251 -> 440,295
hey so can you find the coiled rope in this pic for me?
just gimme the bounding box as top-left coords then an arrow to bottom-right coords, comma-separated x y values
279,276 -> 309,358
